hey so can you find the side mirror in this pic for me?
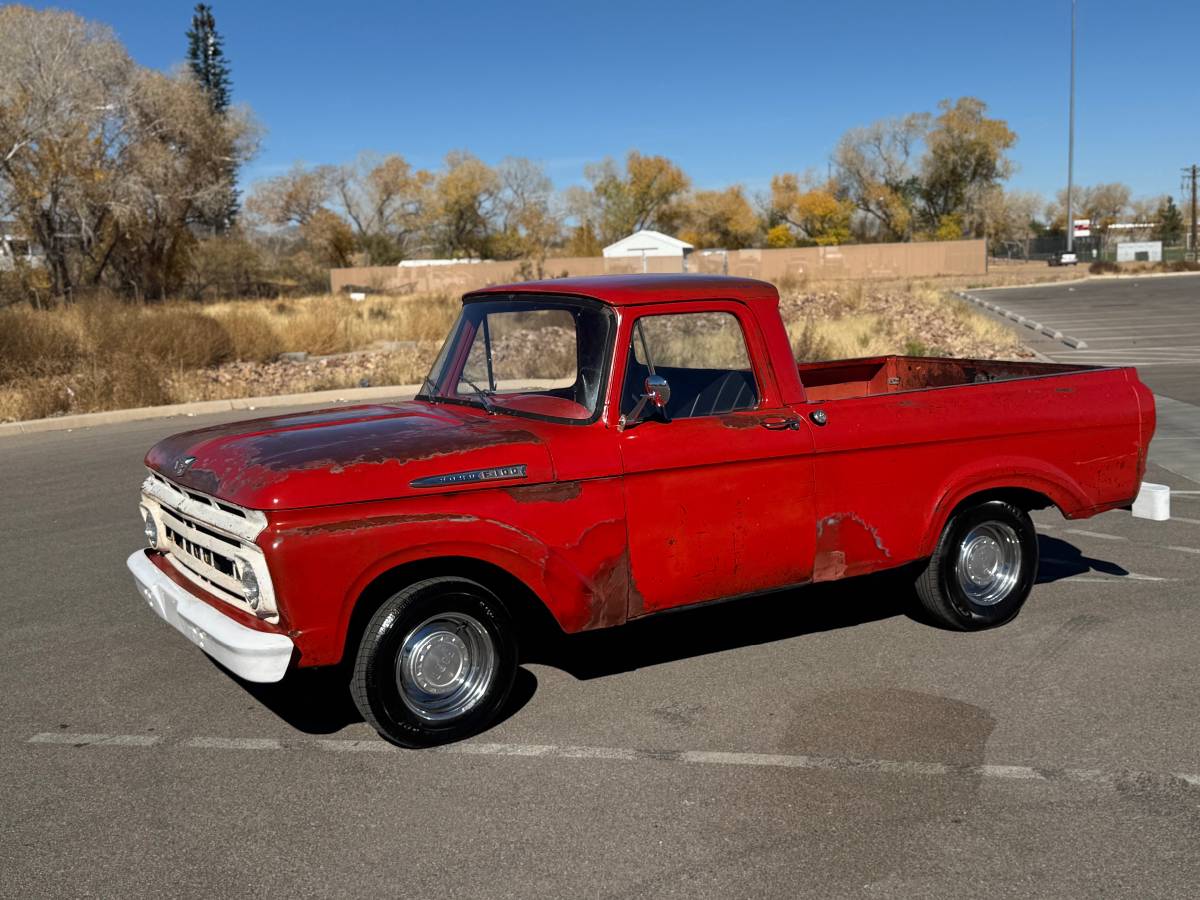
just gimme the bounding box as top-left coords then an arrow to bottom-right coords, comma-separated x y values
619,374 -> 672,431
644,374 -> 671,408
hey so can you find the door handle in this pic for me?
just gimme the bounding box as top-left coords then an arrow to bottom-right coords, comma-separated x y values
761,416 -> 802,431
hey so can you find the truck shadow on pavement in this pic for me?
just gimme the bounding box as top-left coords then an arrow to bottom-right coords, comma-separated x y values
229,537 -> 1123,734
227,662 -> 539,736
1035,535 -> 1129,583
528,571 -> 913,680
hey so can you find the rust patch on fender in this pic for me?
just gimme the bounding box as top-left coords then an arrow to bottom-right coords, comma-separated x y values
814,512 -> 891,582
587,547 -> 633,629
504,482 -> 582,504
813,549 -> 847,581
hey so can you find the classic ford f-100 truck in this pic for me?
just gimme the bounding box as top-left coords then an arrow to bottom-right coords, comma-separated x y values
129,274 -> 1157,746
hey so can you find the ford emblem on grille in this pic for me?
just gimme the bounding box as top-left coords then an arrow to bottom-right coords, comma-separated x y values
173,455 -> 196,477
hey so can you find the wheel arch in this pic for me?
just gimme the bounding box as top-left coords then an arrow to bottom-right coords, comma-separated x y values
340,554 -> 563,668
919,469 -> 1083,558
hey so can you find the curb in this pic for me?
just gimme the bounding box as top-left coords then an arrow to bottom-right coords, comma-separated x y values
953,291 -> 1088,351
0,383 -> 423,438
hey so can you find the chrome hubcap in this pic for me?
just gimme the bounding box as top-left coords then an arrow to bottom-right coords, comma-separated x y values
396,612 -> 496,722
956,522 -> 1022,606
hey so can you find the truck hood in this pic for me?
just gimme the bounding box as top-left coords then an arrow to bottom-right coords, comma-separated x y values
145,402 -> 555,510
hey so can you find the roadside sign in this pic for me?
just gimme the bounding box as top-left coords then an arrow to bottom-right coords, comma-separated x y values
1073,219 -> 1091,238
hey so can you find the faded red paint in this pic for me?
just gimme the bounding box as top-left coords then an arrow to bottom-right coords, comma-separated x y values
141,274 -> 1156,671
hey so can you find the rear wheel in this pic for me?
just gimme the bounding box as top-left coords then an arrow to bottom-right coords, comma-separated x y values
914,499 -> 1038,630
351,577 -> 518,747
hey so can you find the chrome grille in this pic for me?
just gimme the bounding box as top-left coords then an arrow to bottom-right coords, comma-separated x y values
140,471 -> 276,620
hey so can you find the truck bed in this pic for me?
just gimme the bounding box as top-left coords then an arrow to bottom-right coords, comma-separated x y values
796,355 -> 1096,402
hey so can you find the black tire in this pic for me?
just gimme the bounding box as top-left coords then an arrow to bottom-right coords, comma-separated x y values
914,499 -> 1038,630
351,576 -> 518,747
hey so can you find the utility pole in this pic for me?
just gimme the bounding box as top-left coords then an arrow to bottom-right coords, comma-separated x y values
1066,0 -> 1077,256
1185,165 -> 1199,261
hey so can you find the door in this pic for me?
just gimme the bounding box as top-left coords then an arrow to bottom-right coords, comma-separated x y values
617,308 -> 816,616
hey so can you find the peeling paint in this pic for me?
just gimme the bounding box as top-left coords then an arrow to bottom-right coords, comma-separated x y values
504,482 -> 582,504
281,513 -> 478,538
814,512 -> 891,582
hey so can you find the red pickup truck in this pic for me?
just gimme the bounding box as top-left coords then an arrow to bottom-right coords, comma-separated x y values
128,275 -> 1156,746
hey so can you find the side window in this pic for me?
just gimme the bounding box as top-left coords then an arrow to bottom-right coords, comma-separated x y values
622,311 -> 759,419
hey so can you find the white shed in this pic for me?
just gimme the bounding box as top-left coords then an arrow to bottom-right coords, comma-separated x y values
602,230 -> 693,271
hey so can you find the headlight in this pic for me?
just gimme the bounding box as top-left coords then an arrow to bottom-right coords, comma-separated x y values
238,560 -> 261,609
141,507 -> 158,549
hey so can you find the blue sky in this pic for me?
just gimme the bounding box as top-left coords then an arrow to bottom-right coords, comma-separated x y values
38,0 -> 1200,203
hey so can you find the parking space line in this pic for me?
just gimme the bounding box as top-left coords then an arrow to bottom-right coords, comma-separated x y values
1166,546 -> 1200,555
28,732 -> 160,747
25,732 -> 1200,796
1064,529 -> 1126,541
185,736 -> 283,750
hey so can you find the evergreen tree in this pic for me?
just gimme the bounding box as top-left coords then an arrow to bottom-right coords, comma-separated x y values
1153,196 -> 1185,244
186,4 -> 237,230
187,4 -> 230,112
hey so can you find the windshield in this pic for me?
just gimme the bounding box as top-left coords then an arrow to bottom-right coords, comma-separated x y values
418,295 -> 614,423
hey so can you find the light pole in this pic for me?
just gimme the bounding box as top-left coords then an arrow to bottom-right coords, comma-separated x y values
1065,0 -> 1077,255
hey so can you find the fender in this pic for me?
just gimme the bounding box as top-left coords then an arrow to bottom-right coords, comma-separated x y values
918,455 -> 1094,558
265,485 -> 629,666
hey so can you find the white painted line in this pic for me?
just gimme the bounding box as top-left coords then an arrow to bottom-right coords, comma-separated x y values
317,739 -> 394,753
1065,529 -> 1127,541
28,732 -> 160,747
554,745 -> 642,761
977,764 -> 1045,780
24,731 -> 1200,794
1166,546 -> 1200,555
185,737 -> 283,751
1168,516 -> 1200,525
447,742 -> 558,757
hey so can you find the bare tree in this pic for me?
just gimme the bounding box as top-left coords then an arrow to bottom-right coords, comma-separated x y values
0,6 -> 258,302
833,113 -> 929,241
245,163 -> 333,227
0,6 -> 131,300
328,152 -> 431,263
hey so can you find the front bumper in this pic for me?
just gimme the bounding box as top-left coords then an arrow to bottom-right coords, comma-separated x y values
127,550 -> 293,682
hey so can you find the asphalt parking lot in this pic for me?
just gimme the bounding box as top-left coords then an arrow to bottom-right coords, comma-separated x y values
3,390 -> 1199,897
972,272 -> 1200,404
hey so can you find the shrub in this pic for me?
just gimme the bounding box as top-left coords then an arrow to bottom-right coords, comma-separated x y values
275,299 -> 352,355
1167,259 -> 1200,272
792,317 -> 834,362
69,354 -> 173,411
212,307 -> 284,362
78,301 -> 234,370
1089,260 -> 1119,274
0,307 -> 84,384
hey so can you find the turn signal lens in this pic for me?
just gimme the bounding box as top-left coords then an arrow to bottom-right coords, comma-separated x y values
141,507 -> 158,549
238,561 -> 261,609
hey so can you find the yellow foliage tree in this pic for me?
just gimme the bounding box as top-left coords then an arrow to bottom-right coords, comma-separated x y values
770,175 -> 853,245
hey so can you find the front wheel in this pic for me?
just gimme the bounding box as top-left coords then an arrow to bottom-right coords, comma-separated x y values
914,499 -> 1038,630
351,577 -> 518,747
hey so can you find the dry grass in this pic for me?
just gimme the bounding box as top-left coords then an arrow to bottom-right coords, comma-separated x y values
0,292 -> 459,422
0,281 -> 1023,423
778,280 -> 1024,363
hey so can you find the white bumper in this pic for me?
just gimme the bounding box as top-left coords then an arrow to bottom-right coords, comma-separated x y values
127,551 -> 293,682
